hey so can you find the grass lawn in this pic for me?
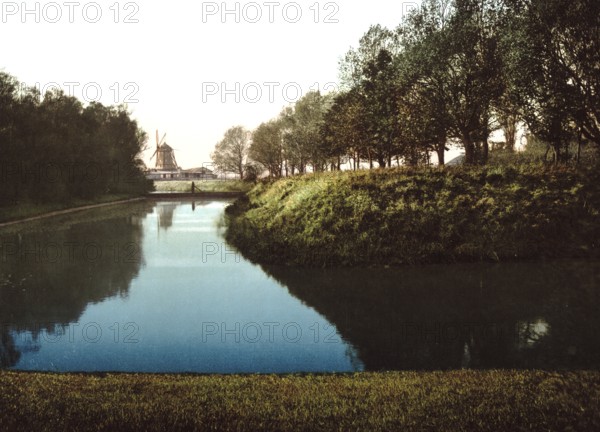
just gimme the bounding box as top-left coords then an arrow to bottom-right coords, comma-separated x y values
153,180 -> 253,193
1,370 -> 599,431
0,194 -> 141,225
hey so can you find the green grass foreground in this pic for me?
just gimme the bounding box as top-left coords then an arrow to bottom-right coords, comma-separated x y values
0,371 -> 598,431
226,164 -> 600,266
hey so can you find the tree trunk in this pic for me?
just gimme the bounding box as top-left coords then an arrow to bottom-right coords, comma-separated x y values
576,129 -> 583,165
437,137 -> 446,166
481,109 -> 490,165
482,139 -> 489,165
463,133 -> 476,165
503,115 -> 517,151
551,141 -> 561,165
544,144 -> 551,163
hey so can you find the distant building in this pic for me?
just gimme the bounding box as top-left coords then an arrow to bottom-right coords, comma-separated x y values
145,130 -> 217,180
181,167 -> 218,180
146,169 -> 179,180
146,167 -> 217,181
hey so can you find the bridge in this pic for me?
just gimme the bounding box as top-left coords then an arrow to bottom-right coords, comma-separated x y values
146,191 -> 245,199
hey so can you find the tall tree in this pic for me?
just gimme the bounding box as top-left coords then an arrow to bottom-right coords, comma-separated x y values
286,91 -> 333,172
321,89 -> 368,170
361,49 -> 404,167
211,126 -> 250,179
339,25 -> 400,90
0,72 -> 22,202
395,0 -> 454,165
338,25 -> 405,168
250,120 -> 284,178
0,71 -> 149,206
507,0 -> 600,161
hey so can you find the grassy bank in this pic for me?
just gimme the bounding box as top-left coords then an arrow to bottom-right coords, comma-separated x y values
0,194 -> 143,224
0,180 -> 250,224
226,164 -> 600,266
154,180 -> 252,193
1,370 -> 598,431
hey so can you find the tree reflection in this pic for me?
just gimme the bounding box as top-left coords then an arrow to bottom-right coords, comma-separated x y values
0,326 -> 20,368
261,261 -> 600,370
0,201 -> 153,368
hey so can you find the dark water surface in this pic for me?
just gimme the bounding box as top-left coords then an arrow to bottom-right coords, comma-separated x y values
1,200 -> 598,372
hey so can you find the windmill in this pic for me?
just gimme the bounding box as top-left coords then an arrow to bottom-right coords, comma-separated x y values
151,130 -> 179,171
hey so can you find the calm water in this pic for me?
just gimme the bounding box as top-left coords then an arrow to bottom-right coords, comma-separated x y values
1,200 -> 599,372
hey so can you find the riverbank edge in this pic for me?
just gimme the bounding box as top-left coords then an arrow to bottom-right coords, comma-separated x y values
1,370 -> 598,431
0,196 -> 147,227
0,180 -> 252,226
225,165 -> 600,267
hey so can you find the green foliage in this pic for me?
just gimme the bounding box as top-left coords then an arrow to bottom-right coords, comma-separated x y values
501,0 -> 600,160
284,91 -> 334,172
211,125 -> 250,179
0,71 -> 150,209
226,165 -> 600,266
1,371 -> 599,431
220,0 -> 600,173
249,120 -> 284,178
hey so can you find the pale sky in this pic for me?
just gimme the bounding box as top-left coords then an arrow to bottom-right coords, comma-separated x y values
1,1 -> 423,168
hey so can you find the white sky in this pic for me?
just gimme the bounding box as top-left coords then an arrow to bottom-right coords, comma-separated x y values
1,0 -> 423,168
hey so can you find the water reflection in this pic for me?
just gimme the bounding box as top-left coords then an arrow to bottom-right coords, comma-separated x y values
157,202 -> 177,229
262,262 -> 600,370
156,201 -> 211,230
1,199 -> 599,372
0,328 -> 20,367
0,201 -> 153,367
0,201 -> 360,373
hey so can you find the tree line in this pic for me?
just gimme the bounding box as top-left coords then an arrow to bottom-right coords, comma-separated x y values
212,0 -> 599,178
0,71 -> 150,206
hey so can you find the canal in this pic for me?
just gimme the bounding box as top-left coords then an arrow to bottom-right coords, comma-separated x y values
1,200 -> 599,372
